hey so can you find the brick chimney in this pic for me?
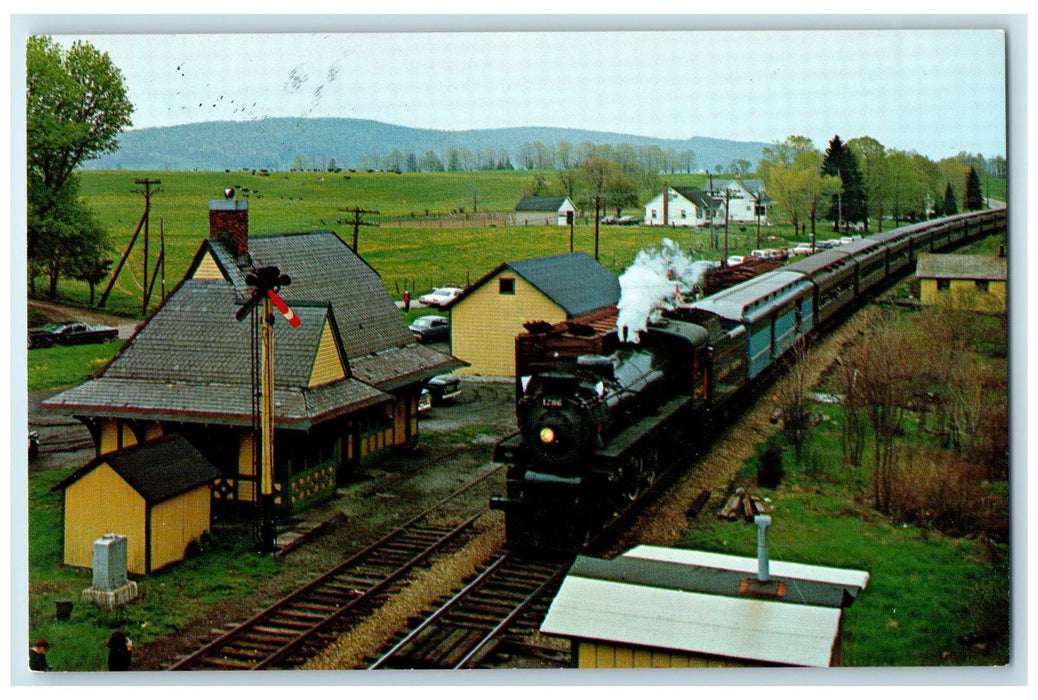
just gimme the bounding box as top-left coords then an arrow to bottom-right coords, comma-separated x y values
208,197 -> 249,260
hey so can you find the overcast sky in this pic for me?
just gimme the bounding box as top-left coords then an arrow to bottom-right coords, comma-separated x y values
24,17 -> 1012,162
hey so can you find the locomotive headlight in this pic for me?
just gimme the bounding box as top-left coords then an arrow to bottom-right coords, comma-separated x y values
539,427 -> 556,444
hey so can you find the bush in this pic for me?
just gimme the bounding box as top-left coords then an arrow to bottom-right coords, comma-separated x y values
886,447 -> 1007,540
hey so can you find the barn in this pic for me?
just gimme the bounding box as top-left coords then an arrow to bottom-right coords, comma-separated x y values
540,544 -> 869,668
52,435 -> 220,575
915,253 -> 1007,312
447,251 -> 619,377
43,196 -> 462,516
510,196 -> 577,226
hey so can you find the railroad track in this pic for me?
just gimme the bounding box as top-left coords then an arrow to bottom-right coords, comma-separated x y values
168,468 -> 501,671
367,551 -> 569,669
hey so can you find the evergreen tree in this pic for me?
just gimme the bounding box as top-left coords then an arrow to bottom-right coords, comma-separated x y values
941,182 -> 958,216
964,166 -> 985,210
821,135 -> 868,230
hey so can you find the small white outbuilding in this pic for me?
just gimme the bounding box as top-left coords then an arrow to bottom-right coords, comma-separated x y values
540,544 -> 869,668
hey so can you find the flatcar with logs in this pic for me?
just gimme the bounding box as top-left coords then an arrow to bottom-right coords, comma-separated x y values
491,207 -> 1007,552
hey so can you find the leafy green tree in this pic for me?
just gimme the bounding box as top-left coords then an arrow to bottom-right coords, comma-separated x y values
27,35 -> 133,299
847,135 -> 887,232
821,135 -> 868,231
965,166 -> 985,210
885,150 -> 926,222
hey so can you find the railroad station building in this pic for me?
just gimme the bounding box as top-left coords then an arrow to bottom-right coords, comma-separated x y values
540,544 -> 869,668
43,196 -> 462,517
447,251 -> 620,377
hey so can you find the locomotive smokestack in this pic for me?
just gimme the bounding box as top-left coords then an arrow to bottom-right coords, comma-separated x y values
755,514 -> 772,582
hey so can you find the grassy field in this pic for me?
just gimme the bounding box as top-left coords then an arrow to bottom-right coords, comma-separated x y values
27,342 -> 124,392
677,402 -> 1010,667
50,169 -> 870,318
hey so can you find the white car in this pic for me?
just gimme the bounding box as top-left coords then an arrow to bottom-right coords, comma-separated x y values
726,255 -> 745,267
418,286 -> 464,308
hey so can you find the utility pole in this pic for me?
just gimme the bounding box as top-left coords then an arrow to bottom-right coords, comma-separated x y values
592,193 -> 602,261
99,178 -> 161,309
135,178 -> 161,315
339,206 -> 380,253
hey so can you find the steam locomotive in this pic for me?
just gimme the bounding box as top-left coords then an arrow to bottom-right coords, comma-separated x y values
491,207 -> 1007,552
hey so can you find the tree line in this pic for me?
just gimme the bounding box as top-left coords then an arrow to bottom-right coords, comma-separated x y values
759,133 -> 997,239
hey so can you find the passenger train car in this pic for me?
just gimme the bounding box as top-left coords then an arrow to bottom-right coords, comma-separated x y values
491,207 -> 1007,552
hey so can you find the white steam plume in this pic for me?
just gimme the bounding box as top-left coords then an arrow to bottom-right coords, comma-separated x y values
615,239 -> 714,343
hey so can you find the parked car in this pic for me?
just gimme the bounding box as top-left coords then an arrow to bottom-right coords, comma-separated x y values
28,321 -> 119,349
418,389 -> 433,413
418,286 -> 464,308
726,255 -> 745,267
616,216 -> 640,226
600,215 -> 618,225
408,315 -> 450,343
425,375 -> 461,406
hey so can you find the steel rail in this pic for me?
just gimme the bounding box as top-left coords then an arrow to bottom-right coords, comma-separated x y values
169,465 -> 503,670
367,552 -> 512,669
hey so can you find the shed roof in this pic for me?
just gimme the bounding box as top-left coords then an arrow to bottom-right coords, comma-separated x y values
515,196 -> 571,212
53,435 -> 220,504
916,254 -> 1007,281
453,251 -> 619,318
540,546 -> 869,667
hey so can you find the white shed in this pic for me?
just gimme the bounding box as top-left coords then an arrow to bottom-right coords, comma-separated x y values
540,544 -> 869,668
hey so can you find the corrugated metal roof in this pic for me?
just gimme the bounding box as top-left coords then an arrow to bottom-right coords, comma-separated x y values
916,254 -> 1007,281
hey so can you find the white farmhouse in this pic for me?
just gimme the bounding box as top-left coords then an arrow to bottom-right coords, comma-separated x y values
511,196 -> 577,226
715,178 -> 770,224
644,186 -> 718,227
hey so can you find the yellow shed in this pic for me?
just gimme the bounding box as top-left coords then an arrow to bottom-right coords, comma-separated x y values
448,252 -> 619,377
54,435 -> 220,575
916,253 -> 1007,312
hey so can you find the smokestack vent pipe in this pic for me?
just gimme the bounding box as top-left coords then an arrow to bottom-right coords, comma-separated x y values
755,514 -> 771,582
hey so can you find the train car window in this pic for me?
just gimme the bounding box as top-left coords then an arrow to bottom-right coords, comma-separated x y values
937,279 -> 951,291
975,280 -> 990,292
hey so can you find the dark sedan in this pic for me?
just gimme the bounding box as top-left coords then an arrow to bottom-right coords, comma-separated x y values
29,321 -> 119,349
408,315 -> 450,343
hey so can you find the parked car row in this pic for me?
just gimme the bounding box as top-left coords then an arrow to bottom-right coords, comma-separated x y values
28,321 -> 119,349
600,215 -> 640,225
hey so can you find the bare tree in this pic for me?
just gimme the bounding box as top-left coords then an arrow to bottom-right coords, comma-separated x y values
775,340 -> 816,470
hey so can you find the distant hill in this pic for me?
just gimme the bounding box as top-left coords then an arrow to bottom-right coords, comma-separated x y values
84,117 -> 769,173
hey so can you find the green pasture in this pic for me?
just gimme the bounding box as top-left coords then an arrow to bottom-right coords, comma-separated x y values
58,170 -> 796,318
